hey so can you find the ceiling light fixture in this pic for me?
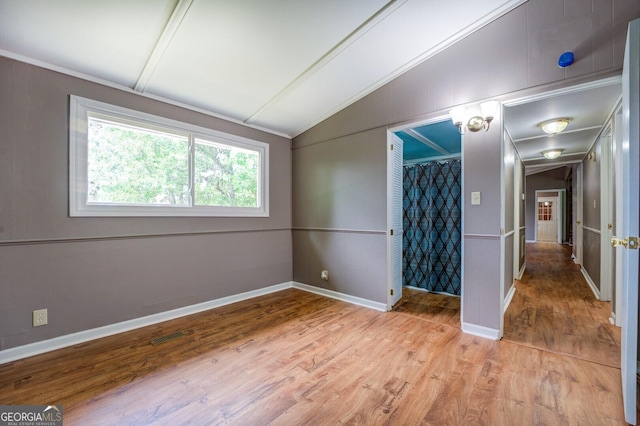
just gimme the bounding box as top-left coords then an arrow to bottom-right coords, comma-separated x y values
450,101 -> 500,135
541,149 -> 564,159
538,118 -> 571,135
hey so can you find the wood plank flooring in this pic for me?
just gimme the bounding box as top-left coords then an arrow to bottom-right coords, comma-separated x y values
0,243 -> 626,424
503,242 -> 621,368
394,287 -> 461,329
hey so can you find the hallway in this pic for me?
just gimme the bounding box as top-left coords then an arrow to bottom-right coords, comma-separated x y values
503,242 -> 621,368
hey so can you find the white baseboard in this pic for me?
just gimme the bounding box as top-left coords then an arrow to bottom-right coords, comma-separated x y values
503,285 -> 516,314
461,322 -> 500,340
1,281 -> 389,364
292,282 -> 387,312
518,264 -> 526,280
525,240 -> 536,244
580,267 -> 601,300
0,282 -> 293,365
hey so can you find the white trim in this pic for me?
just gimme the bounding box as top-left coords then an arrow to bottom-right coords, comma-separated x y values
504,230 -> 516,238
500,111 -> 506,340
291,227 -> 385,235
0,50 -> 289,139
582,225 -> 601,234
518,263 -> 526,280
69,95 -> 269,217
464,233 -> 501,240
535,191 -> 564,243
133,0 -> 194,92
575,164 -> 584,265
292,282 -> 387,312
503,285 -> 516,314
581,266 -> 601,299
526,239 -> 536,243
0,281 -> 390,364
386,133 -> 404,310
403,153 -> 461,165
290,0 -> 527,137
461,322 -> 500,340
0,282 -> 293,364
502,76 -> 622,107
600,124 -> 614,302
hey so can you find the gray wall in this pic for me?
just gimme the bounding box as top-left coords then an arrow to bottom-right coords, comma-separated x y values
463,118 -> 503,331
0,57 -> 293,350
293,0 -> 639,334
292,127 -> 387,302
582,137 -> 602,290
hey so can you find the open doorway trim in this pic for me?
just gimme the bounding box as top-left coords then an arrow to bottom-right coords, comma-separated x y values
386,114 -> 463,317
534,189 -> 565,243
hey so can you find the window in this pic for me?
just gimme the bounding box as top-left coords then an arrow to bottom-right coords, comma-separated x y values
70,96 -> 268,217
537,201 -> 552,221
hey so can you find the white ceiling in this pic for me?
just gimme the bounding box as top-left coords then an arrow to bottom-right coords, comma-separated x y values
504,79 -> 622,174
0,0 -> 525,137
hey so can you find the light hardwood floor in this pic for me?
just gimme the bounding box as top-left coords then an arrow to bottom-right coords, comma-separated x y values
0,244 -> 627,425
503,243 -> 621,368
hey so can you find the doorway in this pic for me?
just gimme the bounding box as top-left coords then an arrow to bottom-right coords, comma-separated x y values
534,190 -> 565,243
536,196 -> 558,242
386,117 -> 463,323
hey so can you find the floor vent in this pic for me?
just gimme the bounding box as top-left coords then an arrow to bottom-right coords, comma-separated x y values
150,331 -> 187,346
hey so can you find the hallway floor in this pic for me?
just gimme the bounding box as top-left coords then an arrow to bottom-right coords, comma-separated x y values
394,287 -> 461,329
503,242 -> 621,368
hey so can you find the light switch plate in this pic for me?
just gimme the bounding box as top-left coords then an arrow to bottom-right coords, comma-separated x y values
471,192 -> 481,205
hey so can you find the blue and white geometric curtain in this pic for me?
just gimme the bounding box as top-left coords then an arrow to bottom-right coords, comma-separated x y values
403,159 -> 462,295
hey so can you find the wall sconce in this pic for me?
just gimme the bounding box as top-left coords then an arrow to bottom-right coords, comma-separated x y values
541,149 -> 564,159
538,118 -> 571,135
588,151 -> 596,161
449,101 -> 500,134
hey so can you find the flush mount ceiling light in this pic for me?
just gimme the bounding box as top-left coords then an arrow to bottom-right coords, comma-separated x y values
541,149 -> 564,159
538,118 -> 571,135
449,101 -> 500,135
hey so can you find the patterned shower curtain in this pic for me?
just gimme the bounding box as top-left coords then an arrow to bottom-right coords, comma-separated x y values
403,159 -> 462,295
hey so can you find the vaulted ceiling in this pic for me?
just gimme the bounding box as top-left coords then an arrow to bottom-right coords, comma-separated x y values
0,0 -> 525,137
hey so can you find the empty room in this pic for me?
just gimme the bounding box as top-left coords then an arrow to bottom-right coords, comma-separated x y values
1,0 -> 640,424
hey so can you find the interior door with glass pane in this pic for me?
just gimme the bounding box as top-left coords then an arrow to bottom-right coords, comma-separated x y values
537,197 -> 558,242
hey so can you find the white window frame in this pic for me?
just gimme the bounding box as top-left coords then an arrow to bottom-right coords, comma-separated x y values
69,95 -> 269,217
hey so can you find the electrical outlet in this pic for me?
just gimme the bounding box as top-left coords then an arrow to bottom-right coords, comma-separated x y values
33,309 -> 48,327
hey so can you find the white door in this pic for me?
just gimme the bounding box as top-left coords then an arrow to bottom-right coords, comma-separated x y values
615,18 -> 639,425
536,197 -> 558,242
387,134 -> 403,309
614,111 -> 624,326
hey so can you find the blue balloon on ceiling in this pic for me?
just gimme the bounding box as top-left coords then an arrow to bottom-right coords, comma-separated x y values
558,51 -> 574,68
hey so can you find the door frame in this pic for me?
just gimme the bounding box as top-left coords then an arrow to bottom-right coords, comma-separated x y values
513,155 -> 524,280
575,164 -> 584,265
386,133 -> 403,310
613,109 -> 624,326
600,124 -> 615,302
386,115 -> 462,312
534,190 -> 564,243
